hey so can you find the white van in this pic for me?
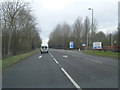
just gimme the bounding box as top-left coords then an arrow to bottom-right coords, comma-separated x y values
40,45 -> 49,54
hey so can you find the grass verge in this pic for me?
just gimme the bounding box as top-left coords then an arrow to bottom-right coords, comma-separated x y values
0,60 -> 1,72
2,49 -> 39,70
82,50 -> 119,59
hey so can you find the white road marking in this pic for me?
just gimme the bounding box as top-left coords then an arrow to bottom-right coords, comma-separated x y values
49,52 -> 53,57
39,56 -> 43,58
84,57 -> 103,64
53,58 -> 59,64
49,52 -> 51,55
61,68 -> 81,90
62,55 -> 68,58
50,53 -> 53,57
49,52 -> 59,64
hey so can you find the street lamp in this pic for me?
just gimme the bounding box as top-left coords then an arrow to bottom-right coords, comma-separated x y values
88,8 -> 94,45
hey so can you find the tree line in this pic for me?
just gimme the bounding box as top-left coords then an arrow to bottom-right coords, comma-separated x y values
0,1 -> 42,58
48,17 -> 118,49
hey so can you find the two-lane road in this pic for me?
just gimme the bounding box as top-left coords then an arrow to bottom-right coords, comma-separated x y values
49,49 -> 118,88
3,49 -> 118,89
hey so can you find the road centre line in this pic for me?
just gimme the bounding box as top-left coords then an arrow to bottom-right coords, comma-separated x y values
49,52 -> 59,64
49,51 -> 81,89
61,68 -> 82,90
49,52 -> 53,57
53,58 -> 59,64
49,52 -> 51,56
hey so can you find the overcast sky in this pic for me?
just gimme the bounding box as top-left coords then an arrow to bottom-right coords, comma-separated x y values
29,0 -> 119,44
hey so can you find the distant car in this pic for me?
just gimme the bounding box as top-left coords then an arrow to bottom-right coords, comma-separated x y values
40,46 -> 49,54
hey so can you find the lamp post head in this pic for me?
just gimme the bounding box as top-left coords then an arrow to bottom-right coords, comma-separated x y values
88,8 -> 93,11
88,8 -> 92,10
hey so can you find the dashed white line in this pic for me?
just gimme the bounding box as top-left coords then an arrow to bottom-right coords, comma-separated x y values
61,68 -> 81,90
49,52 -> 59,64
49,52 -> 53,57
49,51 -> 81,90
51,55 -> 53,58
49,52 -> 51,55
53,58 -> 59,64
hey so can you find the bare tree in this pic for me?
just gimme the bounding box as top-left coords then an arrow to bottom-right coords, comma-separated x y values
0,4 -> 2,59
49,24 -> 62,48
1,1 -> 41,58
48,17 -> 99,50
83,16 -> 90,48
72,17 -> 83,49
61,22 -> 71,49
1,1 -> 28,56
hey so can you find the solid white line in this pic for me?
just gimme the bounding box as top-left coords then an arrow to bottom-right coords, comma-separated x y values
53,58 -> 59,64
61,68 -> 81,90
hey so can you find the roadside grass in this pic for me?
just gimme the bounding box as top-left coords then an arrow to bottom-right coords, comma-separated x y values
2,49 -> 39,70
0,60 -> 2,71
82,50 -> 119,59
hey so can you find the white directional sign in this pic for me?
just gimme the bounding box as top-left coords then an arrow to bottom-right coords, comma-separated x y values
93,42 -> 102,49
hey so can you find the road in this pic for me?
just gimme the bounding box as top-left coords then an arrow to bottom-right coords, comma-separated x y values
3,49 -> 118,89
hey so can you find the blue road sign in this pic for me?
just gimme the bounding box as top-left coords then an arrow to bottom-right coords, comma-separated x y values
70,42 -> 74,48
